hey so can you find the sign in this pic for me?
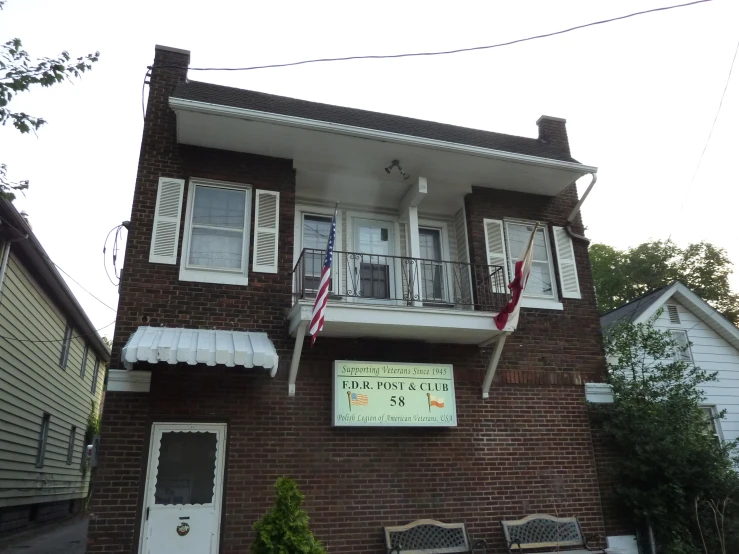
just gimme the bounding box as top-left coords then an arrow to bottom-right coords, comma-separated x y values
333,360 -> 457,427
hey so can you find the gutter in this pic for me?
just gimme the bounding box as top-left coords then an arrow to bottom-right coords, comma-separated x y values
169,97 -> 598,175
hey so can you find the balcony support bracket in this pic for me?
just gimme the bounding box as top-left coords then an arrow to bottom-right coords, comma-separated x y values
481,332 -> 510,399
288,320 -> 308,396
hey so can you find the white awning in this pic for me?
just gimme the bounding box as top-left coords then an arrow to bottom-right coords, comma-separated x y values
122,326 -> 279,374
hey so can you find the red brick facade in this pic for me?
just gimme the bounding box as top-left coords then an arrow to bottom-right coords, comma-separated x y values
88,46 -> 615,553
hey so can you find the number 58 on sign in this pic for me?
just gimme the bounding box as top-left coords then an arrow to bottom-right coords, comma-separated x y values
332,360 -> 457,427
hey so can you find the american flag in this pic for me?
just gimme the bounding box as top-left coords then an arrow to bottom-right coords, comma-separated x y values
350,392 -> 369,406
309,205 -> 337,346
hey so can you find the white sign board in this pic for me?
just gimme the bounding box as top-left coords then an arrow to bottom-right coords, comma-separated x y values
333,360 -> 457,427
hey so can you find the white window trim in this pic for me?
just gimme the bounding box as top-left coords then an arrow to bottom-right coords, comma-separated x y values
701,405 -> 724,441
36,413 -> 50,468
504,219 -> 559,302
293,205 -> 343,295
669,328 -> 693,363
179,179 -> 253,286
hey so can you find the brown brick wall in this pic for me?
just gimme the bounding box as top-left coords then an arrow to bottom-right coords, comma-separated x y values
88,45 -> 619,553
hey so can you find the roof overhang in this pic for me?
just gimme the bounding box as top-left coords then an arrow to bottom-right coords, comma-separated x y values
122,326 -> 280,373
169,97 -> 597,200
634,282 -> 739,352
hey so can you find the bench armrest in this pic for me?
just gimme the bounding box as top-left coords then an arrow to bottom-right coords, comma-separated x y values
470,538 -> 487,553
584,534 -> 606,552
387,546 -> 402,554
505,539 -> 521,554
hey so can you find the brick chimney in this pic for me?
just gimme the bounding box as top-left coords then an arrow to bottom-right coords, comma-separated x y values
144,45 -> 190,124
536,115 -> 570,157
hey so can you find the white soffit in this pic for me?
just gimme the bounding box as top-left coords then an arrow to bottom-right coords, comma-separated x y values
122,326 -> 279,372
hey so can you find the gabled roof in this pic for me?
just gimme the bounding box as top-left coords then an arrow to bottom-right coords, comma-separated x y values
171,80 -> 577,163
0,200 -> 110,362
600,281 -> 739,352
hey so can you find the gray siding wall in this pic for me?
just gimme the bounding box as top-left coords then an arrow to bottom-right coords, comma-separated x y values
0,252 -> 105,508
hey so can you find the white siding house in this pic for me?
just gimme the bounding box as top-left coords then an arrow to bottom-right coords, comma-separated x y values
596,281 -> 739,443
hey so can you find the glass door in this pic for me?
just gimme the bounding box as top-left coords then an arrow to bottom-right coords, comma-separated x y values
351,219 -> 396,302
418,228 -> 446,303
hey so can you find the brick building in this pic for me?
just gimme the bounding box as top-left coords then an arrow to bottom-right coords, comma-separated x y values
88,44 -> 618,553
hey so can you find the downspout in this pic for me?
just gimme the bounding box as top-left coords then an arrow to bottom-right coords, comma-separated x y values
564,172 -> 597,243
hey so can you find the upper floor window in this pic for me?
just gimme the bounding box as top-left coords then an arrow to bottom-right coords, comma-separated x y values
701,406 -> 723,442
180,181 -> 252,286
36,413 -> 51,468
66,426 -> 76,464
91,358 -> 100,394
59,324 -> 72,369
80,344 -> 89,378
670,329 -> 693,362
504,221 -> 556,300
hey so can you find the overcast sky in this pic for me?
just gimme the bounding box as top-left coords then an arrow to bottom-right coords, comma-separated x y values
1,0 -> 737,335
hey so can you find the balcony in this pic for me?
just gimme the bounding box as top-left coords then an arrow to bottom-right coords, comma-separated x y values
287,248 -> 510,345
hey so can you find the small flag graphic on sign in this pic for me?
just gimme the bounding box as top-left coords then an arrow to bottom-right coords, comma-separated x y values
427,393 -> 444,410
347,391 -> 368,411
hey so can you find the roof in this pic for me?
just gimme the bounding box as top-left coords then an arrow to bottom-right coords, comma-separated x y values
121,326 -> 279,372
0,200 -> 111,362
601,281 -> 739,352
171,80 -> 577,163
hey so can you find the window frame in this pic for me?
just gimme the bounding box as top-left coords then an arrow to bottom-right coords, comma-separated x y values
700,405 -> 723,442
91,358 -> 100,394
670,329 -> 693,363
293,206 -> 343,296
66,426 -> 76,465
503,220 -> 558,301
36,413 -> 51,468
179,179 -> 253,286
59,323 -> 72,369
80,344 -> 89,379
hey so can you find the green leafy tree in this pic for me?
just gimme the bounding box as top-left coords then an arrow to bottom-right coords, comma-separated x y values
595,315 -> 739,552
0,0 -> 99,200
252,477 -> 326,554
590,240 -> 739,325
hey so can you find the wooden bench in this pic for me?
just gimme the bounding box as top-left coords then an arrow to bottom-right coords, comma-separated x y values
500,514 -> 605,553
384,519 -> 487,553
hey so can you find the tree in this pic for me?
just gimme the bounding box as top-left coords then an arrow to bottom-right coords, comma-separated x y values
252,477 -> 326,554
595,315 -> 739,553
0,0 -> 99,200
590,240 -> 739,325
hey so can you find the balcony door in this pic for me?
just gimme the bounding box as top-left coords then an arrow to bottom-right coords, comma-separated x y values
351,218 -> 397,302
418,228 -> 447,303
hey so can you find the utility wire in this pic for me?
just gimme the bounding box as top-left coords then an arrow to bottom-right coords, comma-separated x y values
152,0 -> 713,73
0,319 -> 116,344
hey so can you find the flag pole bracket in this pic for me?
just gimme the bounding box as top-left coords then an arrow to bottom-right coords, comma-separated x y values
481,332 -> 510,399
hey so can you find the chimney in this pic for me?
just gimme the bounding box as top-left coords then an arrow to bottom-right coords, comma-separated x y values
536,115 -> 570,157
143,45 -> 191,124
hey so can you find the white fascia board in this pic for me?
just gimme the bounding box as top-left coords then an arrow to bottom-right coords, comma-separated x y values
632,282 -> 679,324
169,97 -> 598,175
108,369 -> 152,393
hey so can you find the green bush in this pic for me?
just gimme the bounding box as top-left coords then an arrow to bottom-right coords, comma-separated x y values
252,477 -> 326,554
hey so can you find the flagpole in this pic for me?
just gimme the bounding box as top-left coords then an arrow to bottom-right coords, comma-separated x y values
347,390 -> 352,412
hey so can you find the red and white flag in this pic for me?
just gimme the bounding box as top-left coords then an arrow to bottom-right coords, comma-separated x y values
493,223 -> 539,330
309,204 -> 338,346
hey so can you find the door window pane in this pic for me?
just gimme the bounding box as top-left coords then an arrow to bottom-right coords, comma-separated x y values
154,432 -> 218,505
188,186 -> 246,270
303,215 -> 333,291
419,229 -> 444,301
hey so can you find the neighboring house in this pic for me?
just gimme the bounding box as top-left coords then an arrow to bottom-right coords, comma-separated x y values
599,281 -> 739,443
88,45 -> 622,554
0,200 -> 110,532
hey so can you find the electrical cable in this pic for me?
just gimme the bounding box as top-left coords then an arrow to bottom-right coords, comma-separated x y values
0,319 -> 116,344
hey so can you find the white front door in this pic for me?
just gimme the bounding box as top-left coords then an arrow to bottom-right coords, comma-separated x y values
139,423 -> 227,554
351,218 -> 397,301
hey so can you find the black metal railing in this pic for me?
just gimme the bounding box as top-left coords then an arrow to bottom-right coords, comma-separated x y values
292,249 -> 509,313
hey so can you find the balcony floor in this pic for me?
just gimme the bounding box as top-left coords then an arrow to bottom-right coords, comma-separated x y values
288,300 -> 511,345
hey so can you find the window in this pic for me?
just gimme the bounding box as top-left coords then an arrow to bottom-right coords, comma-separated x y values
91,358 -> 100,394
301,214 -> 333,292
36,414 -> 50,468
66,426 -> 76,464
59,324 -> 72,369
670,329 -> 693,362
701,406 -> 723,442
504,221 -> 556,299
80,344 -> 88,378
180,181 -> 252,286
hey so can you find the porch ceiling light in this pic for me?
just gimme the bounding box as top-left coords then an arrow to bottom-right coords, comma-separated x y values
384,159 -> 410,180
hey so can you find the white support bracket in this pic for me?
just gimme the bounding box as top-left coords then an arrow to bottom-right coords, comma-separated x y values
288,321 -> 308,396
481,332 -> 510,399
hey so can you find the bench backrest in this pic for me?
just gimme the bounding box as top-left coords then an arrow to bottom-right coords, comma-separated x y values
384,519 -> 471,554
500,514 -> 585,550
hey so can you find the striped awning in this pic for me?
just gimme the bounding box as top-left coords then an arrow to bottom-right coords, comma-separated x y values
122,326 -> 279,374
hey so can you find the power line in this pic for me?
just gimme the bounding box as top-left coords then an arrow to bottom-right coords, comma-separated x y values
0,319 -> 116,344
151,0 -> 712,73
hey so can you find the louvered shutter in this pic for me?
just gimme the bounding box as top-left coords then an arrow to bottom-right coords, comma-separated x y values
553,226 -> 581,299
252,190 -> 280,273
483,219 -> 508,293
149,177 -> 185,264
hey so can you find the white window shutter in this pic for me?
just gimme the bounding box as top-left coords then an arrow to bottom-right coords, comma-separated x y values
149,177 -> 185,264
553,226 -> 581,299
483,219 -> 508,293
253,190 -> 280,273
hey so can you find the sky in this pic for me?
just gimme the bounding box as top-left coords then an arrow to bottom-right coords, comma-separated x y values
1,0 -> 738,335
